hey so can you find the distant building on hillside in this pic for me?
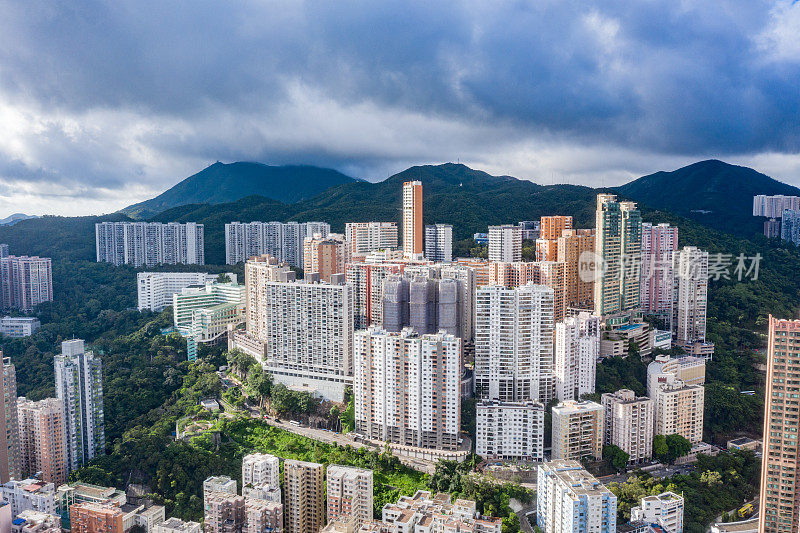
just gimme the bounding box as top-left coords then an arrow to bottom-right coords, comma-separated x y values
0,256 -> 53,312
95,222 -> 204,267
137,272 -> 237,312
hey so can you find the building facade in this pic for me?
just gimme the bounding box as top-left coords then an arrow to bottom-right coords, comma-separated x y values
0,317 -> 41,337
753,195 -> 800,218
137,272 -> 234,312
476,400 -> 544,460
424,224 -> 453,263
594,194 -> 641,316
381,276 -> 461,338
54,340 -> 104,472
345,222 -> 398,256
0,256 -> 53,312
537,461 -> 617,533
303,234 -> 349,282
96,222 -> 204,267
673,246 -> 709,351
631,492 -> 684,533
557,228 -> 595,310
601,389 -> 654,464
18,397 -> 68,486
640,223 -> 678,317
326,465 -> 373,529
224,221 -> 330,267
551,401 -> 604,461
475,284 -> 554,403
283,460 -> 324,533
652,376 -> 704,444
353,328 -> 461,450
0,356 -> 19,483
402,181 -> 423,258
554,313 -> 600,401
487,225 -> 522,263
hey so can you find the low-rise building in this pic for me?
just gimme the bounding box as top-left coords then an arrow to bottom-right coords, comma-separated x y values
137,272 -> 236,312
476,400 -> 544,461
11,509 -> 61,533
0,317 -> 40,338
152,517 -> 201,533
631,492 -> 684,533
0,479 -> 57,518
69,502 -> 124,533
647,354 -> 706,397
379,490 -> 502,532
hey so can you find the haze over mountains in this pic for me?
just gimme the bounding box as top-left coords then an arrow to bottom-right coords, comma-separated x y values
1,158 -> 796,263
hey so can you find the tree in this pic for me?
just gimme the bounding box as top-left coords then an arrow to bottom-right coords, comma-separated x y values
603,444 -> 630,472
665,434 -> 692,462
216,273 -> 231,283
653,435 -> 669,463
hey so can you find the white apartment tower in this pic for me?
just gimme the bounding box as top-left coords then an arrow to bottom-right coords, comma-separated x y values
353,328 -> 461,450
242,453 -> 281,502
673,246 -> 709,347
554,312 -> 600,401
0,357 -> 19,482
476,400 -> 544,460
137,272 -> 236,312
601,389 -> 654,464
95,222 -> 204,267
0,256 -> 53,312
652,375 -> 704,443
475,283 -> 555,403
402,181 -> 423,258
537,461 -> 617,533
224,221 -> 330,267
345,222 -> 399,256
424,224 -> 453,262
53,340 -> 105,472
631,492 -> 684,533
488,225 -> 522,263
326,465 -> 373,529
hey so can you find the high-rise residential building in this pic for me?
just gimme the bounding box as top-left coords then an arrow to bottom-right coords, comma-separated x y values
537,461 -> 617,533
760,316 -> 800,532
489,261 -> 567,322
243,498 -> 283,533
381,276 -> 460,337
95,222 -> 203,267
224,221 -> 329,267
557,228 -> 595,310
303,234 -> 349,282
554,313 -> 600,401
326,465 -> 373,529
172,281 -> 246,360
540,216 -> 573,241
203,492 -> 244,533
631,492 -> 684,533
475,283 -> 554,403
69,503 -> 123,533
353,328 -> 461,450
601,389 -> 654,464
0,479 -> 57,517
0,256 -> 53,312
594,194 -> 641,316
379,491 -> 502,532
241,453 -> 280,503
54,340 -> 104,472
646,354 -> 706,397
0,357 -> 19,483
652,375 -> 704,443
230,256 -> 353,402
203,476 -> 237,504
640,223 -> 678,317
154,517 -> 202,533
551,400 -> 604,461
283,460 -> 324,533
137,272 -> 236,312
476,400 -> 544,460
345,261 -> 405,329
518,220 -> 541,241
402,181 -> 423,258
0,316 -> 41,337
781,209 -> 800,245
753,195 -> 800,218
424,224 -> 453,263
17,397 -> 68,486
487,225 -> 522,262
673,246 -> 712,356
345,222 -> 399,256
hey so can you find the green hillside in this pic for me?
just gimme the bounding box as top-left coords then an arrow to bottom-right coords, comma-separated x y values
121,162 -> 357,219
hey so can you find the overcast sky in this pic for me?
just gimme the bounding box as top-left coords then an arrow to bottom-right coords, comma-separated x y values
1,0 -> 800,216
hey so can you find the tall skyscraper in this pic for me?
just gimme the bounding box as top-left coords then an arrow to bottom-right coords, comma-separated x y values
0,356 -> 19,482
557,228 -> 595,310
601,389 -> 654,465
424,224 -> 453,262
475,283 -> 554,403
353,328 -> 461,450
0,256 -> 53,312
54,340 -> 105,472
640,223 -> 678,316
402,181 -> 423,258
673,246 -> 709,350
345,261 -> 406,329
781,209 -> 800,246
225,221 -> 330,267
284,460 -> 324,533
345,222 -> 398,256
594,194 -> 641,316
17,397 -> 68,486
760,316 -> 800,533
95,222 -> 204,267
537,461 -> 617,533
326,465 -> 373,529
231,255 -> 353,402
487,225 -> 522,262
554,313 -> 600,401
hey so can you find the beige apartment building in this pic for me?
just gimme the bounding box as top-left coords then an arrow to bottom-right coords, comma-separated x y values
345,222 -> 398,256
551,400 -> 604,461
303,234 -> 350,282
557,228 -> 595,310
326,465 -> 373,529
284,460 -> 324,533
601,389 -> 654,464
759,316 -> 800,533
17,397 -> 68,486
652,377 -> 704,443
